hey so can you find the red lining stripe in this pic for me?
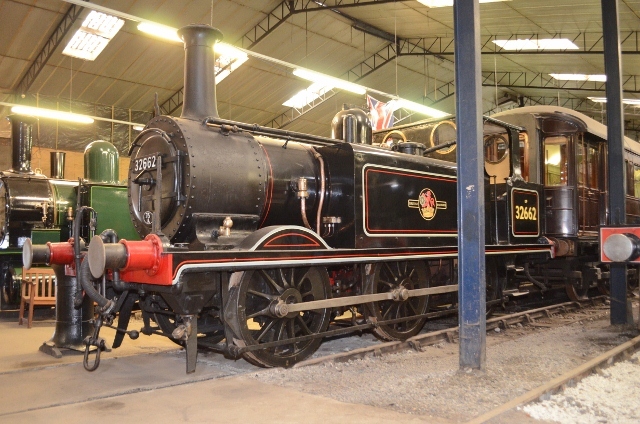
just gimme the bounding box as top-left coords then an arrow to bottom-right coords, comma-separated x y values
263,233 -> 321,248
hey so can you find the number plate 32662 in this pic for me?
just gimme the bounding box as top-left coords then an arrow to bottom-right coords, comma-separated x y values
133,155 -> 157,172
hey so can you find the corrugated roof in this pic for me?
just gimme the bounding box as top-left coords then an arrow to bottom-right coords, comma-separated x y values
1,0 -> 639,142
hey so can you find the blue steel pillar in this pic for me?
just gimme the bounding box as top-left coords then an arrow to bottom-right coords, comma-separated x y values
453,0 -> 486,369
601,0 -> 628,324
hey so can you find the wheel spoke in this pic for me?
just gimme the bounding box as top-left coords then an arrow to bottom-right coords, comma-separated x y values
278,269 -> 290,289
296,314 -> 313,335
260,270 -> 284,293
381,302 -> 396,319
407,300 -> 420,316
247,289 -> 277,301
246,306 -> 271,320
378,279 -> 395,289
255,318 -> 277,342
384,262 -> 398,281
296,268 -> 313,290
287,319 -> 296,339
408,267 -> 416,280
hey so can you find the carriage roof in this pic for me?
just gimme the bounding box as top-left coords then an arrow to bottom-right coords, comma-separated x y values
492,105 -> 640,156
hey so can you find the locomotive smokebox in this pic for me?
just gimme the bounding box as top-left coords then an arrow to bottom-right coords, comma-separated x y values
178,24 -> 223,121
9,115 -> 35,173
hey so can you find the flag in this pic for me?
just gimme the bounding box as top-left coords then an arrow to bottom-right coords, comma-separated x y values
367,95 -> 396,130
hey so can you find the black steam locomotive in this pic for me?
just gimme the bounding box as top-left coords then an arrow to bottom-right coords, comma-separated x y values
24,24 -> 558,372
0,117 -> 76,310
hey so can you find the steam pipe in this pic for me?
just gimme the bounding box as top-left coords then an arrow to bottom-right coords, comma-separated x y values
314,151 -> 325,235
205,118 -> 339,146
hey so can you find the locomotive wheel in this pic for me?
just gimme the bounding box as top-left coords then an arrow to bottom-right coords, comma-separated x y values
365,260 -> 429,341
1,265 -> 18,306
565,276 -> 590,301
227,267 -> 332,368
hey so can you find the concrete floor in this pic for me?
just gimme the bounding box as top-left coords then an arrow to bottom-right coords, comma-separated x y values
0,311 -> 443,424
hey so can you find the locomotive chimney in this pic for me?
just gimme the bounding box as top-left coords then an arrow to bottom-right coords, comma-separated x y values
9,115 -> 35,173
178,24 -> 223,121
50,151 -> 66,179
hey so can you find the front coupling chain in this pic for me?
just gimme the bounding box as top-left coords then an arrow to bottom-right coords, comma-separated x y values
83,315 -> 108,372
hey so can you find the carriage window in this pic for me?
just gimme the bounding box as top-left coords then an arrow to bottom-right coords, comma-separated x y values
544,136 -> 568,186
635,164 -> 640,198
587,145 -> 598,188
577,142 -> 585,185
519,132 -> 529,182
626,160 -> 635,196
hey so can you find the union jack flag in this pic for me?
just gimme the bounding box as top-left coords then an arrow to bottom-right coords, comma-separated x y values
367,95 -> 396,130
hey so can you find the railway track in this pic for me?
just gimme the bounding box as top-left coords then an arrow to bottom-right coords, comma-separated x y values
294,296 -> 608,368
467,326 -> 640,424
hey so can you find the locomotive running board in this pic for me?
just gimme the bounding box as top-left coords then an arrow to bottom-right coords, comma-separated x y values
168,244 -> 551,285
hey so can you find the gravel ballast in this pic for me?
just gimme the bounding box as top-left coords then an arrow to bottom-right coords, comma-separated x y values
522,351 -> 640,423
249,304 -> 639,422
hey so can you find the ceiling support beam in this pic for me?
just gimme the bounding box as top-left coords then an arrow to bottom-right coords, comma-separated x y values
262,3 -> 449,129
286,0 -> 410,12
262,42 -> 396,128
397,32 -> 640,55
481,72 -> 640,93
14,2 -> 86,96
239,1 -> 294,49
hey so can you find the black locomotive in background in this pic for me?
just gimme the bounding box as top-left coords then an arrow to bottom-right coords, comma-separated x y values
27,23 -> 635,372
0,117 -> 76,310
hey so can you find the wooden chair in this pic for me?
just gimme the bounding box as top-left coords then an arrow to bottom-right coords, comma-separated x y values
18,268 -> 57,328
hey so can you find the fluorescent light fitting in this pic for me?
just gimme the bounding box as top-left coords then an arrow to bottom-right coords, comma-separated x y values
214,43 -> 249,83
63,31 -> 110,60
63,11 -> 124,60
216,43 -> 248,60
283,83 -> 332,108
137,22 -> 181,42
81,11 -> 124,39
293,69 -> 366,95
11,106 -> 94,124
549,74 -> 606,82
417,0 -> 510,7
493,38 -> 579,51
588,97 -> 640,105
133,125 -> 144,131
396,99 -> 448,118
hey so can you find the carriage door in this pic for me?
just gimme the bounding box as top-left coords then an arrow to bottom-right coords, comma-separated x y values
544,134 -> 572,235
576,135 -> 601,234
